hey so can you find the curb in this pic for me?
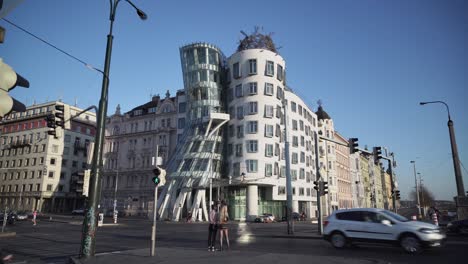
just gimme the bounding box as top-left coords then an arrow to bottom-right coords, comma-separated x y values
0,231 -> 16,238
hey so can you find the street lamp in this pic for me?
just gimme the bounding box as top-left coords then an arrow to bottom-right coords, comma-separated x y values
80,0 -> 146,258
419,101 -> 464,197
410,161 -> 422,219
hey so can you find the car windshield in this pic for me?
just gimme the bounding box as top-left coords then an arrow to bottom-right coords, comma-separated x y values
381,210 -> 409,222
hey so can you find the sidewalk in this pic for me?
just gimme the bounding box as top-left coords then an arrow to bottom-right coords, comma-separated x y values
71,246 -> 381,264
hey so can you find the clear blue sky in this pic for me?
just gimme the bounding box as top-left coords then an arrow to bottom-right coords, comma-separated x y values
2,0 -> 467,201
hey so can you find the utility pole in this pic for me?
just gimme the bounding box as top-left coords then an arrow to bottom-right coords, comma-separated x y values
282,99 -> 294,235
411,161 -> 422,219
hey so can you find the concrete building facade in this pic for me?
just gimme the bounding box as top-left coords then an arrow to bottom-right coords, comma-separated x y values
0,101 -> 96,212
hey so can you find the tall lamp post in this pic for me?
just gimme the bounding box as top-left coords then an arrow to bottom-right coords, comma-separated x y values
80,0 -> 146,258
419,101 -> 464,197
410,161 -> 422,219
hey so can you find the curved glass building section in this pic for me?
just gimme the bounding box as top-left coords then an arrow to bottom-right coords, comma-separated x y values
158,43 -> 229,221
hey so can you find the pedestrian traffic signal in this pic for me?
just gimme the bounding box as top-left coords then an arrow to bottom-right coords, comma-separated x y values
321,181 -> 329,195
152,167 -> 161,186
313,181 -> 319,191
349,138 -> 359,154
373,146 -> 383,163
0,58 -> 29,117
395,190 -> 401,200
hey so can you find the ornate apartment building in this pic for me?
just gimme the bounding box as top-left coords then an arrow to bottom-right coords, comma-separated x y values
101,92 -> 181,216
0,101 -> 96,212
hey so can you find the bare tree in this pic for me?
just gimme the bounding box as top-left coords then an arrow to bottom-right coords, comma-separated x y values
410,185 -> 435,208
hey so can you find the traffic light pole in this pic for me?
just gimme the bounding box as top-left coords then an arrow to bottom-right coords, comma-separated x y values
151,145 -> 159,257
313,131 -> 323,235
151,185 -> 158,256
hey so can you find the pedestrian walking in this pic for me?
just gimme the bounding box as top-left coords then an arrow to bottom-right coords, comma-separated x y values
32,210 -> 37,226
207,205 -> 218,251
218,200 -> 230,250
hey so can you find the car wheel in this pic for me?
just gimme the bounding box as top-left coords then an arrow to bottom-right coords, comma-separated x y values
330,232 -> 347,249
400,234 -> 422,254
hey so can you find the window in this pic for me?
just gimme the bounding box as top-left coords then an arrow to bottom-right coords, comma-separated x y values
235,84 -> 243,97
246,160 -> 258,173
265,61 -> 274,76
227,144 -> 233,156
265,144 -> 273,157
46,184 -> 52,191
278,186 -> 286,195
246,140 -> 258,153
233,62 -> 240,78
264,82 -> 274,95
248,59 -> 257,75
291,102 -> 297,112
235,144 -> 243,157
178,102 -> 186,113
228,125 -> 235,137
60,172 -> 66,179
50,158 -> 56,165
178,118 -> 185,129
277,64 -> 284,81
265,124 -> 274,137
48,171 -> 54,178
265,164 -> 273,177
298,105 -> 303,115
237,106 -> 244,119
247,121 -> 258,134
248,82 -> 257,95
236,125 -> 244,138
292,120 -> 298,130
277,86 -> 283,100
292,153 -> 298,164
248,102 -> 258,114
264,105 -> 274,118
292,136 -> 298,147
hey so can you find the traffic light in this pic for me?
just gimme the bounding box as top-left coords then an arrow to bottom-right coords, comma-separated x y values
321,181 -> 329,195
373,146 -> 383,163
349,138 -> 359,154
0,58 -> 29,117
55,104 -> 65,128
395,190 -> 401,200
46,113 -> 57,137
152,166 -> 167,186
152,167 -> 161,186
313,181 -> 319,191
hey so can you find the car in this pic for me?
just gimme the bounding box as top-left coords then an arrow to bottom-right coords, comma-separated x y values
0,212 -> 16,225
446,218 -> 468,234
262,213 -> 275,222
323,208 -> 446,254
71,208 -> 85,215
15,211 -> 29,221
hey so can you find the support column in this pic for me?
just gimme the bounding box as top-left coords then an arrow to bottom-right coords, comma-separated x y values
246,185 -> 258,222
292,200 -> 299,214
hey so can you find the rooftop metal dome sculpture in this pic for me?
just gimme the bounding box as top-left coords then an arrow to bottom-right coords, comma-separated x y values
237,26 -> 278,53
315,100 -> 332,120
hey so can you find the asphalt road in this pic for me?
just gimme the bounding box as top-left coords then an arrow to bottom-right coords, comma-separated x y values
1,216 -> 467,264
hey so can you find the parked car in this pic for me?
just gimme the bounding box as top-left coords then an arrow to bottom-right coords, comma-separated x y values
15,211 -> 29,221
446,218 -> 468,234
323,208 -> 446,254
71,208 -> 85,215
0,212 -> 16,225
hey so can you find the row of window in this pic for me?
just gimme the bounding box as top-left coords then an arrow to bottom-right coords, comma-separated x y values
0,183 -> 61,193
1,168 -> 70,181
1,105 -> 55,121
112,117 -> 174,136
229,59 -> 284,82
277,186 -> 316,197
231,160 -> 316,181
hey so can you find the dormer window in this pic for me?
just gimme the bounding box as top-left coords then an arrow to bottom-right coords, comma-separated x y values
134,110 -> 142,116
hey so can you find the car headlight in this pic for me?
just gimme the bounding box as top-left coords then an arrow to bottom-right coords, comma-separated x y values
419,228 -> 439,234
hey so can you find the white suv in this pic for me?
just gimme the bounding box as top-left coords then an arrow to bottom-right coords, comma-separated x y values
323,208 -> 445,253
